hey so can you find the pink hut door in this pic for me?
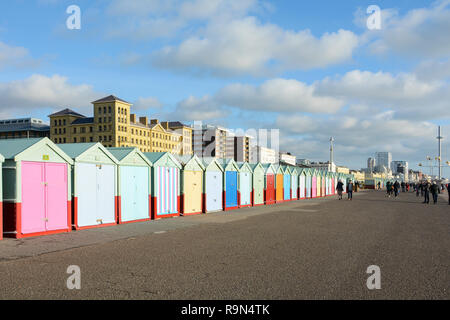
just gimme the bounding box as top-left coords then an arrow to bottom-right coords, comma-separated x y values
45,163 -> 68,231
21,162 -> 46,234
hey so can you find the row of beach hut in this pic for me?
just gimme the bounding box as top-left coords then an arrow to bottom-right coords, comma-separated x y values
0,138 -> 354,239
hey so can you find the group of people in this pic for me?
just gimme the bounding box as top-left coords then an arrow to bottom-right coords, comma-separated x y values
413,181 -> 450,205
336,179 -> 353,201
386,181 -> 401,198
386,180 -> 450,205
335,178 -> 450,205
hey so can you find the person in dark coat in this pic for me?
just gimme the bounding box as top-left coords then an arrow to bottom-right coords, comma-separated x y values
423,181 -> 430,204
393,181 -> 400,197
430,182 -> 439,204
401,181 -> 405,192
447,184 -> 450,205
347,180 -> 353,200
336,180 -> 344,200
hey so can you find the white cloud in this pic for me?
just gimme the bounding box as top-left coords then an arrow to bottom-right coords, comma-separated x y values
216,78 -> 344,113
133,96 -> 163,110
0,41 -> 35,69
174,95 -> 228,120
0,74 -> 101,114
316,69 -> 450,119
361,1 -> 450,59
153,17 -> 359,76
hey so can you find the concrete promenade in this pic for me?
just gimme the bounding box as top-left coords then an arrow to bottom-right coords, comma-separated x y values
0,190 -> 448,299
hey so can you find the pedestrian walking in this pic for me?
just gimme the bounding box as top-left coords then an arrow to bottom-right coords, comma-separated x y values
336,180 -> 344,200
394,181 -> 400,198
416,183 -> 420,197
423,181 -> 430,204
377,181 -> 381,190
386,181 -> 392,197
447,184 -> 450,205
347,180 -> 353,201
401,181 -> 405,192
430,182 -> 439,204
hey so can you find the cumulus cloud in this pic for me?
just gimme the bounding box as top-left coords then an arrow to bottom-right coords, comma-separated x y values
104,0 -> 359,75
316,69 -> 450,119
216,78 -> 344,113
174,95 -> 228,120
153,17 -> 359,76
133,96 -> 163,110
0,74 -> 101,114
358,0 -> 450,59
0,41 -> 37,70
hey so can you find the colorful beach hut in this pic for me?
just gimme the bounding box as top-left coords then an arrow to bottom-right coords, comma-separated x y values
144,152 -> 181,219
202,157 -> 224,213
1,138 -> 73,238
107,147 -> 152,224
299,168 -> 307,199
237,162 -> 252,208
275,165 -> 284,203
221,159 -> 240,211
262,164 -> 276,205
176,154 -> 205,216
305,169 -> 312,199
282,166 -> 291,201
311,170 -> 318,198
59,143 -> 118,230
290,166 -> 299,200
250,163 -> 265,206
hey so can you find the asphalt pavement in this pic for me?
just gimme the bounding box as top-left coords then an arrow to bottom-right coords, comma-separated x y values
0,190 -> 448,299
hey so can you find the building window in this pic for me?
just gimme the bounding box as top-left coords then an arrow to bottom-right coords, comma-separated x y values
58,119 -> 62,126
54,128 -> 57,134
98,107 -> 102,114
54,120 -> 57,126
99,117 -> 102,123
73,137 -> 77,143
90,126 -> 93,132
99,126 -> 102,132
108,106 -> 111,113
63,119 -> 66,125
73,128 -> 77,133
90,137 -> 93,142
81,137 -> 86,142
103,107 -> 106,113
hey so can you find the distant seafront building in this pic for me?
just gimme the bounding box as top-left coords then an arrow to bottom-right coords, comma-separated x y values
367,157 -> 376,172
391,161 -> 409,175
309,161 -> 336,172
49,95 -> 192,154
0,118 -> 50,139
193,124 -> 254,162
251,145 -> 277,164
375,152 -> 392,171
279,152 -> 296,166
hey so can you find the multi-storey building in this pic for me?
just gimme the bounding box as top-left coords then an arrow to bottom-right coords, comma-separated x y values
49,95 -> 192,154
161,121 -> 193,156
234,135 -> 253,163
0,118 -> 50,139
310,161 -> 337,172
193,125 -> 230,159
251,145 -> 277,164
375,152 -> 392,170
367,157 -> 376,172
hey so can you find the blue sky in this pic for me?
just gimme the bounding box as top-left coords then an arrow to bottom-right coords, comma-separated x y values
1,0 -> 449,176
